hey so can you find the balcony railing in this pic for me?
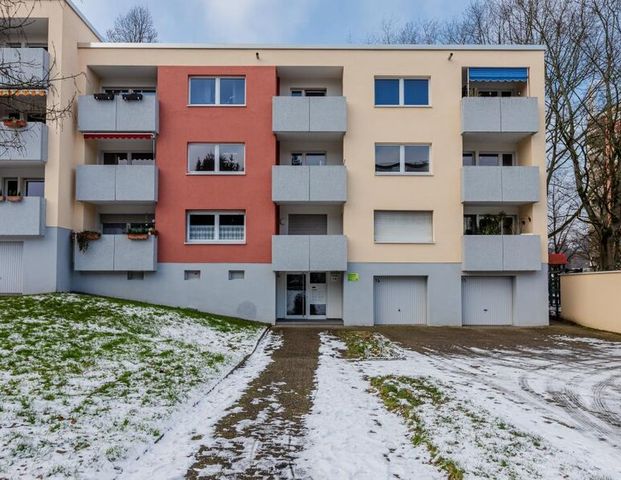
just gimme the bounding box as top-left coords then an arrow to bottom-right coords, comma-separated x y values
74,234 -> 157,271
272,235 -> 347,271
272,165 -> 347,203
272,96 -> 347,135
76,165 -> 158,204
77,94 -> 159,133
462,166 -> 540,204
462,234 -> 541,271
0,197 -> 45,237
0,122 -> 48,163
0,48 -> 50,87
461,97 -> 539,138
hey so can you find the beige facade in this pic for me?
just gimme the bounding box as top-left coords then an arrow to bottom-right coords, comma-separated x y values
561,272 -> 621,334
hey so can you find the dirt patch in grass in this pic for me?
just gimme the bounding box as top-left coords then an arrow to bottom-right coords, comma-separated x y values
333,330 -> 405,360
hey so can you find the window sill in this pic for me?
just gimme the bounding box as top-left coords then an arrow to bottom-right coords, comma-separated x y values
187,104 -> 246,108
374,105 -> 432,109
186,172 -> 246,176
374,241 -> 436,245
184,241 -> 246,245
375,172 -> 433,176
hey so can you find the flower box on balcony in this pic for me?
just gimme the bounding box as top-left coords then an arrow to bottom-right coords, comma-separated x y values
127,233 -> 149,240
122,93 -> 143,102
6,194 -> 23,202
3,119 -> 27,129
93,93 -> 115,101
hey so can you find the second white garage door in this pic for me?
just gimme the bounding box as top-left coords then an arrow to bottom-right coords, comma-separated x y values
0,242 -> 23,294
374,276 -> 427,325
462,276 -> 513,326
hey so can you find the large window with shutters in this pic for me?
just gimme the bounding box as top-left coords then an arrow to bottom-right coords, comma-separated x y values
374,211 -> 433,243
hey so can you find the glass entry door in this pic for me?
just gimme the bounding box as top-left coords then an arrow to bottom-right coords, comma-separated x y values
286,273 -> 327,319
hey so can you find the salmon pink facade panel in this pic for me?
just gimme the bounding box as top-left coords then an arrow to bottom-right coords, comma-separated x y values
155,66 -> 277,263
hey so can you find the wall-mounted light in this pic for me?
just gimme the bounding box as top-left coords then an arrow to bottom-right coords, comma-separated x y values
256,52 -> 260,60
448,52 -> 454,61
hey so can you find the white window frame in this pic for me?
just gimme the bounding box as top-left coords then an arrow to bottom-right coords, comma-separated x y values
375,144 -> 432,176
290,88 -> 327,97
187,143 -> 246,175
186,211 -> 246,244
373,210 -> 434,244
290,151 -> 327,166
188,76 -> 246,106
375,77 -> 431,107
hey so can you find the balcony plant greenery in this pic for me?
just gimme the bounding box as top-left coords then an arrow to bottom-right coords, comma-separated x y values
127,224 -> 158,240
74,231 -> 102,253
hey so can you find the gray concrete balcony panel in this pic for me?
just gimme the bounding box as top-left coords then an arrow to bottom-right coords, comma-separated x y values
0,48 -> 49,86
462,235 -> 503,271
463,234 -> 541,271
0,197 -> 45,237
502,235 -> 541,271
0,122 -> 48,163
272,235 -> 347,271
74,234 -> 115,271
272,96 -> 347,134
272,165 -> 346,204
461,97 -> 539,137
309,235 -> 347,271
74,234 -> 157,272
113,235 -> 157,271
462,166 -> 540,204
77,94 -> 159,133
76,165 -> 158,204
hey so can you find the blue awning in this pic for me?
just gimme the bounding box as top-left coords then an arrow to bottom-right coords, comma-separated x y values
468,67 -> 528,82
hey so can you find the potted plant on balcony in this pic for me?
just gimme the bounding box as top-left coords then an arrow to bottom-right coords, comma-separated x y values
122,92 -> 143,102
7,191 -> 23,202
3,118 -> 27,129
127,226 -> 149,241
74,230 -> 101,253
0,190 -> 4,202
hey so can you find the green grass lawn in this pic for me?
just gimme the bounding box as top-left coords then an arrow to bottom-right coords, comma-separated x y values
0,293 -> 264,479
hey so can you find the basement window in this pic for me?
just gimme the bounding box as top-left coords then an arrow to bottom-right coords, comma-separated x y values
228,270 -> 245,280
184,270 -> 201,280
127,272 -> 144,280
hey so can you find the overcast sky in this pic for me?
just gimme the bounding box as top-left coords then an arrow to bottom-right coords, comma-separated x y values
74,0 -> 469,44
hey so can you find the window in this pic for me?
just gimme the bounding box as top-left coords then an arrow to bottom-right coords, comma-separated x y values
184,270 -> 201,280
189,77 -> 245,105
25,179 -> 44,197
291,152 -> 326,166
188,143 -> 245,173
127,272 -> 144,280
464,214 -> 518,235
3,178 -> 18,196
478,153 -> 514,167
100,214 -> 155,235
375,144 -> 430,174
187,212 -> 245,243
102,152 -> 154,166
375,78 -> 429,106
290,88 -> 327,97
462,152 -> 475,166
374,211 -> 433,243
229,270 -> 245,280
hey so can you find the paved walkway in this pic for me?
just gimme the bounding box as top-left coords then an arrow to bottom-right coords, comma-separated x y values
186,328 -> 320,479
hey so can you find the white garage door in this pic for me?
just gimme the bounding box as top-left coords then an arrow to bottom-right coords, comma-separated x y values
462,276 -> 513,326
374,276 -> 427,325
0,242 -> 23,294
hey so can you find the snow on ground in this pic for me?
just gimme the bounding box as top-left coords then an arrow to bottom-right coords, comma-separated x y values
0,294 -> 265,480
300,331 -> 621,479
120,332 -> 281,479
297,333 -> 444,480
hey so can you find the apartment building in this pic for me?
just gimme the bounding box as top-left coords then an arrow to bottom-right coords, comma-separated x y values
0,1 -> 549,326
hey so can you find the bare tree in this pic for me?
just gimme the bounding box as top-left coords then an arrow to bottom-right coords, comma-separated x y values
0,0 -> 83,157
106,5 -> 158,43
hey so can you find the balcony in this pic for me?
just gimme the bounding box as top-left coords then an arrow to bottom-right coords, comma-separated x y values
76,165 -> 158,204
461,97 -> 539,139
272,166 -> 347,204
0,48 -> 49,86
462,166 -> 540,204
462,235 -> 541,271
0,122 -> 48,164
272,97 -> 347,136
77,94 -> 159,134
74,234 -> 157,271
0,197 -> 45,237
272,235 -> 347,271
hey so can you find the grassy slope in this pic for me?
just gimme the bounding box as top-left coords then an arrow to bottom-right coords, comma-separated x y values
0,293 -> 263,478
